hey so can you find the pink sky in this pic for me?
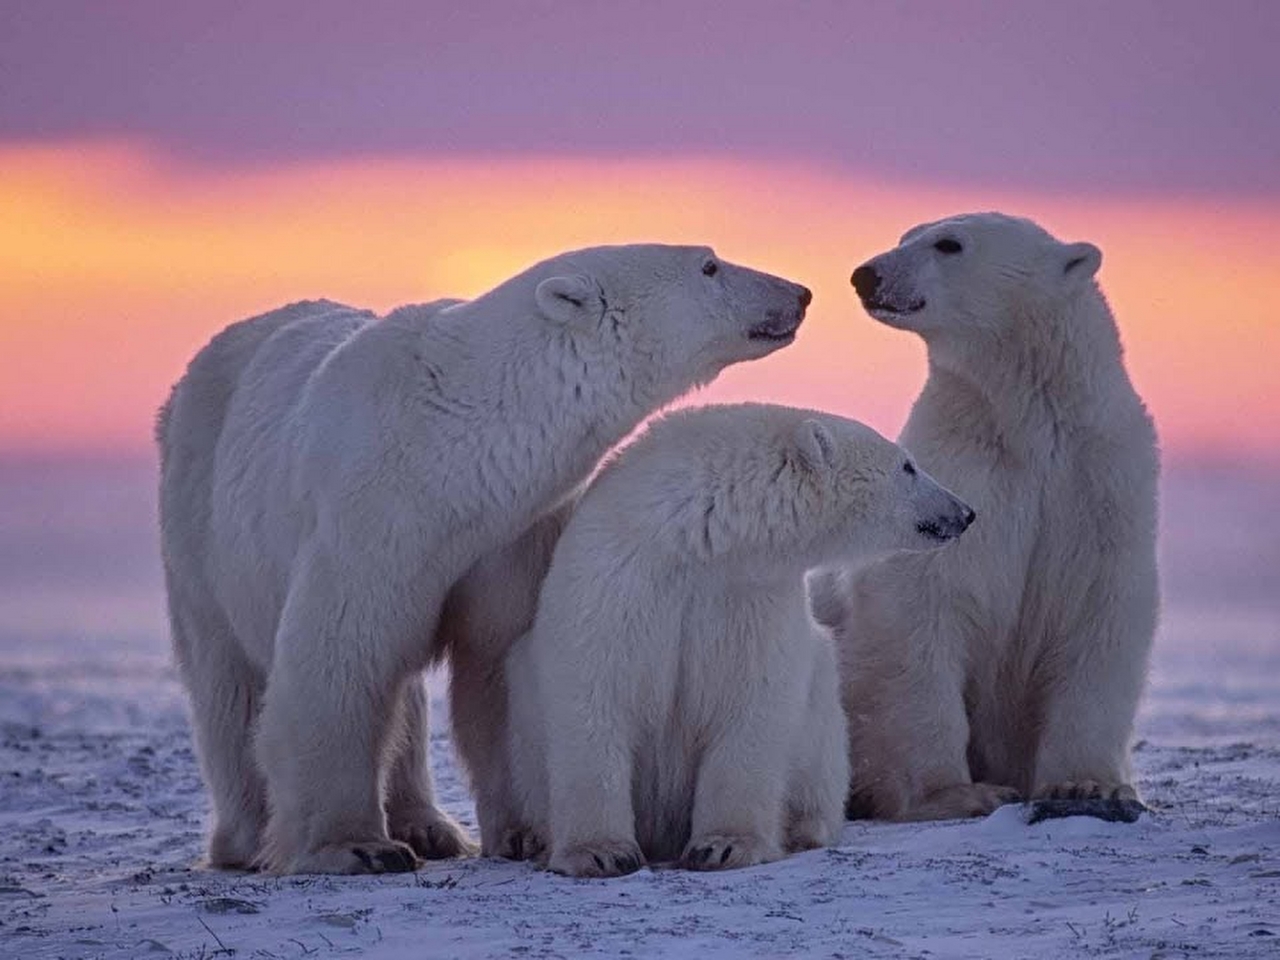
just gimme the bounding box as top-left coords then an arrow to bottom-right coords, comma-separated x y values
1,3 -> 1277,465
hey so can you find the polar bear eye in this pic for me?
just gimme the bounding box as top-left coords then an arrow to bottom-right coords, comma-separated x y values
933,238 -> 963,255
702,259 -> 719,277
903,461 -> 917,476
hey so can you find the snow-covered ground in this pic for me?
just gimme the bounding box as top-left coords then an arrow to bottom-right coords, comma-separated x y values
1,460 -> 1277,958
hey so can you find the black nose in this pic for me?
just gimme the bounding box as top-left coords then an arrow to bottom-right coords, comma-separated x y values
798,286 -> 812,309
851,264 -> 879,301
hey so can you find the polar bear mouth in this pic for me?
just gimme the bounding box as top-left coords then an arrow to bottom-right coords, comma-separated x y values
747,317 -> 802,342
864,298 -> 926,317
916,519 -> 953,542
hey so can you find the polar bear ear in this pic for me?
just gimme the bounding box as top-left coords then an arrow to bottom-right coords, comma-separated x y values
1060,241 -> 1102,289
535,274 -> 606,329
794,419 -> 836,471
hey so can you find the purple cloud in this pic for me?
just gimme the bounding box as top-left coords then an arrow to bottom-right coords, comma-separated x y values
2,0 -> 1277,195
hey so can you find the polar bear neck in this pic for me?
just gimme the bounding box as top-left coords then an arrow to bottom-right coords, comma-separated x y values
917,287 -> 1142,450
405,302 -> 683,525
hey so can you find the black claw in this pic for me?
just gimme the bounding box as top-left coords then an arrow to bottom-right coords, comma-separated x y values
718,845 -> 732,866
352,847 -> 374,871
617,854 -> 640,875
592,853 -> 606,873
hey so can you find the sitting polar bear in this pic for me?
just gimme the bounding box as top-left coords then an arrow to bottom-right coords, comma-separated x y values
504,403 -> 975,877
156,245 -> 810,874
813,212 -> 1159,821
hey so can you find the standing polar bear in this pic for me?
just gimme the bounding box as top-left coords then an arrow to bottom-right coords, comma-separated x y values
157,245 -> 810,874
505,403 -> 976,877
814,212 -> 1159,821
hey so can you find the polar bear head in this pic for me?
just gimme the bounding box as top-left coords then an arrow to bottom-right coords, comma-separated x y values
607,404 -> 974,569
527,244 -> 811,394
784,410 -> 976,566
849,212 -> 1102,342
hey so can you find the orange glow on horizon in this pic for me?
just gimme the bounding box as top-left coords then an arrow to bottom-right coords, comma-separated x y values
1,141 -> 1277,465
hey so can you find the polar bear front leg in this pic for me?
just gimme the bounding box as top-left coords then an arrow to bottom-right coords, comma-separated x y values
447,640 -> 527,856
384,673 -> 479,859
1030,582 -> 1155,804
784,640 -> 849,853
683,700 -> 788,871
544,694 -> 643,878
1032,687 -> 1142,803
498,636 -> 552,862
439,506 -> 570,856
253,550 -> 424,875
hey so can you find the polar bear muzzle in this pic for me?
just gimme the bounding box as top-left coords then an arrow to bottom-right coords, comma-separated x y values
915,491 -> 976,543
744,284 -> 810,344
850,262 -> 925,317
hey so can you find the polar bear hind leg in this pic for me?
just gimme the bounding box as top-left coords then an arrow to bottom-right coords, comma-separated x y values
169,593 -> 269,870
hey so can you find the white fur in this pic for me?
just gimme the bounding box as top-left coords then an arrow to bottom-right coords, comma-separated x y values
505,403 -> 975,877
816,213 -> 1159,820
436,503 -> 573,857
156,245 -> 810,874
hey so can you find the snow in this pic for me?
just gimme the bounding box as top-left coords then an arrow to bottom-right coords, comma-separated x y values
1,462 -> 1278,958
2,655 -> 1278,959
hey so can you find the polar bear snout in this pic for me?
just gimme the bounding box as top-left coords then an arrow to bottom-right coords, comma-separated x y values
745,282 -> 810,343
851,260 -> 926,319
909,471 -> 976,546
917,500 -> 976,543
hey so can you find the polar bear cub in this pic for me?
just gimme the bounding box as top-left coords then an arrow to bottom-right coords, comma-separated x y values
815,212 -> 1159,821
505,403 -> 975,877
157,245 -> 810,874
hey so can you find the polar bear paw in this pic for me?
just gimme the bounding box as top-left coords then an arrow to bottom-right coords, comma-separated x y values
1034,780 -> 1138,802
388,806 -> 479,860
681,833 -> 779,871
277,839 -> 421,875
913,782 -> 1023,820
548,839 -> 645,878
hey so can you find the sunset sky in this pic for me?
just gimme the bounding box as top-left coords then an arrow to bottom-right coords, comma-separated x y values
2,2 -> 1278,465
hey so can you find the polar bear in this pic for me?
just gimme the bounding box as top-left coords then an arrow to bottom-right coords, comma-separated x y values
813,212 -> 1159,821
503,403 -> 976,877
435,504 -> 573,856
156,245 -> 810,874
